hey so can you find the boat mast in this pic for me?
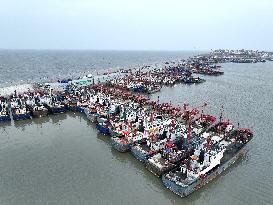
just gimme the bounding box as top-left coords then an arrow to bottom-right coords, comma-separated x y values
219,105 -> 224,123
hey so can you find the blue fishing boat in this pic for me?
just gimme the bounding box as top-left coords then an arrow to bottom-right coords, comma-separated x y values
12,107 -> 32,120
133,85 -> 146,93
0,114 -> 11,122
96,122 -> 110,135
65,98 -> 78,111
76,106 -> 85,113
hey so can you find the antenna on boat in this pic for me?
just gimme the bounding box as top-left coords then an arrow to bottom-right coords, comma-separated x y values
219,105 -> 224,122
127,74 -> 130,85
207,134 -> 212,150
237,122 -> 240,140
200,102 -> 208,120
122,80 -> 124,98
150,112 -> 154,122
114,79 -> 116,97
187,116 -> 191,145
183,102 -> 188,112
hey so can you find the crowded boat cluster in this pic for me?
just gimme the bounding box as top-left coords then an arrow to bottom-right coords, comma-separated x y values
0,72 -> 253,197
192,49 -> 273,64
1,49 -> 264,196
104,66 -> 207,95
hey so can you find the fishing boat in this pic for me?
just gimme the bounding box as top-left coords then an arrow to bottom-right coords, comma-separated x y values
108,120 -> 124,137
111,134 -> 131,152
75,101 -> 89,113
162,128 -> 253,197
131,83 -> 146,93
130,114 -> 171,162
84,105 -> 98,122
131,132 -> 168,163
11,106 -> 32,120
191,114 -> 217,136
45,102 -> 66,114
25,94 -> 49,117
97,113 -> 109,123
147,85 -> 161,94
29,105 -> 49,118
181,76 -> 205,84
10,97 -> 32,121
64,98 -> 78,111
146,142 -> 185,177
0,112 -> 11,122
0,98 -> 11,122
111,131 -> 147,152
96,122 -> 110,135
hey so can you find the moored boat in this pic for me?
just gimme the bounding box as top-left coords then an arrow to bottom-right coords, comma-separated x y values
28,105 -> 49,118
96,122 -> 110,135
84,106 -> 98,122
162,127 -> 253,197
0,98 -> 11,122
11,107 -> 32,120
0,113 -> 11,122
10,96 -> 32,121
111,136 -> 131,152
111,131 -> 147,152
46,102 -> 67,114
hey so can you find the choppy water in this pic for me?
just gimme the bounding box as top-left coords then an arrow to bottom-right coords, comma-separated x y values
0,51 -> 273,205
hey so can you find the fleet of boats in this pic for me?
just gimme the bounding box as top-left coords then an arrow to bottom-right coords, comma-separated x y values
0,79 -> 253,197
0,50 -> 260,197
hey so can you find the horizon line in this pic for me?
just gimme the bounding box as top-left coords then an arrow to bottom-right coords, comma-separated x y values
0,48 -> 271,52
0,48 -> 211,52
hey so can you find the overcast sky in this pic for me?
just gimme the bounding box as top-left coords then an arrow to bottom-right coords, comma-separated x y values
1,0 -> 273,50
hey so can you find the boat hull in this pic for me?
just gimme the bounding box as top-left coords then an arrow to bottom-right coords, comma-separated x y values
76,106 -> 85,113
12,112 -> 32,121
111,137 -> 130,152
162,148 -> 246,197
109,127 -> 122,137
131,145 -> 153,163
32,109 -> 48,118
97,117 -> 108,124
65,104 -> 77,111
96,123 -> 110,135
146,160 -> 177,177
0,115 -> 11,122
84,109 -> 98,123
87,114 -> 97,123
49,106 -> 67,114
